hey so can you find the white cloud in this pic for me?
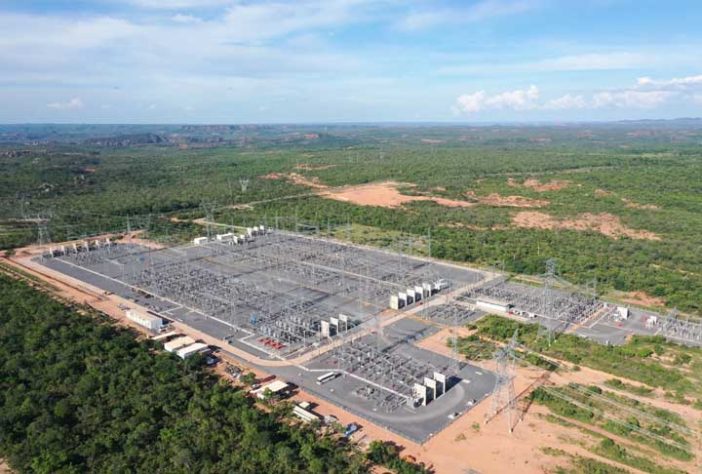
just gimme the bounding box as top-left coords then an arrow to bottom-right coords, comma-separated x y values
455,85 -> 539,113
454,91 -> 487,113
47,97 -> 84,110
592,90 -> 672,109
0,2 -> 699,122
397,0 -> 540,31
488,85 -> 539,110
536,52 -> 648,71
122,0 -> 231,9
0,14 -> 135,52
636,74 -> 702,89
220,0 -> 379,42
544,94 -> 587,110
439,52 -> 653,76
171,13 -> 202,23
453,74 -> 698,114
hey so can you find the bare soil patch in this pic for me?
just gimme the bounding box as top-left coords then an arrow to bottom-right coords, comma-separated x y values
522,178 -> 572,192
325,181 -> 475,208
512,211 -> 661,240
287,173 -> 327,189
270,174 -> 476,209
622,198 -> 660,210
261,172 -> 328,190
594,188 -> 613,197
466,191 -> 549,208
508,177 -> 571,191
620,291 -> 666,308
294,163 -> 336,171
122,231 -> 166,250
261,171 -> 284,180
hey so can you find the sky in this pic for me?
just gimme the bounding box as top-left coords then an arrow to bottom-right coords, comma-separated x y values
1,0 -> 702,124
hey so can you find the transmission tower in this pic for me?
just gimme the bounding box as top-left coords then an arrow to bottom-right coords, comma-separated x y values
487,330 -> 518,432
35,213 -> 52,261
536,259 -> 557,345
542,258 -> 557,317
36,215 -> 50,246
239,177 -> 250,193
200,201 -> 217,240
536,318 -> 553,347
450,296 -> 460,375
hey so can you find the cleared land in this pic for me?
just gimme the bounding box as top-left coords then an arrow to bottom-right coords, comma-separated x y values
511,211 -> 661,240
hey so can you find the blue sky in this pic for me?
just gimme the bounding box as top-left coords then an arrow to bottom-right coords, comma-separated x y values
1,0 -> 701,123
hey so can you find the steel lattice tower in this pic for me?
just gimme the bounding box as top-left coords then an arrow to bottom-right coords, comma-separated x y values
487,330 -> 518,433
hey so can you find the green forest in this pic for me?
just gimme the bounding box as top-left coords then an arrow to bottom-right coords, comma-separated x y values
0,274 -> 372,473
1,124 -> 701,313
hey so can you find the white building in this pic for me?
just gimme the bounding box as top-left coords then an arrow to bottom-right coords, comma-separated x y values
292,402 -> 321,423
176,342 -> 210,359
616,306 -> 630,319
193,236 -> 209,245
216,232 -> 235,242
476,298 -> 511,314
126,309 -> 163,332
164,336 -> 195,353
253,380 -> 290,399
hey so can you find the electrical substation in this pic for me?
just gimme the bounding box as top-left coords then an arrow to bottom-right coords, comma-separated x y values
35,224 -> 702,442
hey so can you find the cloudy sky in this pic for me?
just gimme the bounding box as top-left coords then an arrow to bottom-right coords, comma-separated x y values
1,0 -> 702,123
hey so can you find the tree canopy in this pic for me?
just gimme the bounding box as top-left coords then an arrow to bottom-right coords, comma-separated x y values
0,274 -> 368,473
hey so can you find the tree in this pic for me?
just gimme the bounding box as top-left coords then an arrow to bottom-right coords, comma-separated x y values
240,372 -> 257,386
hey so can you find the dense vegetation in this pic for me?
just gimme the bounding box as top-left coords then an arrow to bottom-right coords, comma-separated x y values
366,441 -> 430,474
473,316 -> 702,397
448,333 -> 496,361
593,438 -> 685,474
0,274 -> 369,473
2,123 -> 702,313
